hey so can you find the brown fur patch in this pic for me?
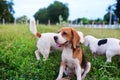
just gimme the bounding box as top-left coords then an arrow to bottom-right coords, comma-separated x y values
72,29 -> 80,49
73,48 -> 87,69
73,48 -> 82,64
60,27 -> 73,42
36,32 -> 41,38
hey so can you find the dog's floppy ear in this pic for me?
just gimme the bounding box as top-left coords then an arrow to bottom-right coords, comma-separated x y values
72,29 -> 80,49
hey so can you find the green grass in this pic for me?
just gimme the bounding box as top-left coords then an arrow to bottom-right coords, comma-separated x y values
0,24 -> 120,80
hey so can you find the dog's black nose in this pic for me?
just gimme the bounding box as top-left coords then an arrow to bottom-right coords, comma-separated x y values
54,36 -> 58,41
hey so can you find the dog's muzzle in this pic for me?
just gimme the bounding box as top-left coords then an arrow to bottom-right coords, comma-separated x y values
54,36 -> 58,42
54,36 -> 68,47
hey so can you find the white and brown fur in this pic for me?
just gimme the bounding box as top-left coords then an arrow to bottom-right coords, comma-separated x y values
54,27 -> 91,80
29,18 -> 84,61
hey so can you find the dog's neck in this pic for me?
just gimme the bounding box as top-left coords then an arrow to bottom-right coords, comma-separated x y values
64,43 -> 72,48
64,41 -> 80,49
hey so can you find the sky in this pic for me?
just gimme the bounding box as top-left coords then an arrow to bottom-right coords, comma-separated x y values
12,0 -> 116,20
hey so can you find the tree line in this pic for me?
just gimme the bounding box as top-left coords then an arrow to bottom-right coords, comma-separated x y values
0,0 -> 120,24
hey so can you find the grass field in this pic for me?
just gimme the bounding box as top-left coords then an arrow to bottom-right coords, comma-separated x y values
0,24 -> 120,80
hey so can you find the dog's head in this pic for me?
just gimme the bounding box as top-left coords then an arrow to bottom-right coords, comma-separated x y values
84,35 -> 96,46
54,27 -> 80,49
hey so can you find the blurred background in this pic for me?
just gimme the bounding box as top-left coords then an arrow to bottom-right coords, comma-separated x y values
0,0 -> 120,28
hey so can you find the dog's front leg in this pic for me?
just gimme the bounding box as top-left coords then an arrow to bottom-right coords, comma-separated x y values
56,62 -> 66,80
75,61 -> 82,80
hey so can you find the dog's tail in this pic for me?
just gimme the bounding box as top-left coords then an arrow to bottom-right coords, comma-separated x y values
29,18 -> 41,38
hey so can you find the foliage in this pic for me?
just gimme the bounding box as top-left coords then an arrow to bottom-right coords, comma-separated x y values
103,12 -> 114,24
56,15 -> 69,26
81,17 -> 90,24
95,18 -> 104,24
72,18 -> 104,24
72,17 -> 90,24
0,24 -> 120,80
34,1 -> 69,24
47,1 -> 69,24
34,8 -> 48,24
72,18 -> 81,24
16,15 -> 28,24
0,0 -> 14,23
114,0 -> 120,23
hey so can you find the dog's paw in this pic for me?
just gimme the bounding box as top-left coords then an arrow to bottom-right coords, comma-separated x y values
43,58 -> 47,61
106,59 -> 112,63
36,56 -> 40,60
36,57 -> 40,60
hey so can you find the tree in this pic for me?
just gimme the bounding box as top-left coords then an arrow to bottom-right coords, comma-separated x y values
72,18 -> 82,24
103,12 -> 114,24
114,0 -> 120,23
95,18 -> 103,24
16,15 -> 28,24
34,8 -> 48,24
34,1 -> 69,24
73,17 -> 89,24
103,5 -> 116,24
47,1 -> 69,23
81,17 -> 89,24
0,0 -> 14,23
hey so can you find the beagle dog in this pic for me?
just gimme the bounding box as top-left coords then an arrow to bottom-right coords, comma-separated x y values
29,18 -> 84,61
84,35 -> 120,62
54,27 -> 91,80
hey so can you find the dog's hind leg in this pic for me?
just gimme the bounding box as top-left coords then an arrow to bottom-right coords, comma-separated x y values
106,51 -> 113,63
35,50 -> 40,60
42,49 -> 50,61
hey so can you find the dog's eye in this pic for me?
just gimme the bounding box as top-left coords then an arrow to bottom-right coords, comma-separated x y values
63,32 -> 67,35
